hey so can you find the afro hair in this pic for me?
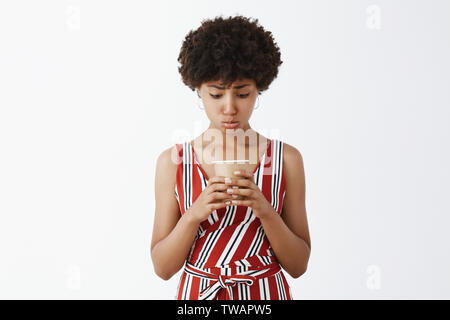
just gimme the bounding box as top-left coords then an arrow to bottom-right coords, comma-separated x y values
177,15 -> 283,94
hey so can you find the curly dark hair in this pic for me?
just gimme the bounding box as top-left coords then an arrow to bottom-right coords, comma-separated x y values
177,15 -> 283,94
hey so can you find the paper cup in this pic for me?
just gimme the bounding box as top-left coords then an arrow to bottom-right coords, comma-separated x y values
213,160 -> 252,202
212,159 -> 252,178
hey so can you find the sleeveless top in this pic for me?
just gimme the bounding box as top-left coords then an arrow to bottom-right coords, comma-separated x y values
173,138 -> 292,300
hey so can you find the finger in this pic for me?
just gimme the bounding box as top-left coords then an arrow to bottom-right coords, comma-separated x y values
209,182 -> 230,191
229,199 -> 253,207
226,187 -> 254,198
227,178 -> 254,189
207,184 -> 231,196
210,201 -> 232,211
209,192 -> 233,202
233,170 -> 253,180
207,176 -> 227,187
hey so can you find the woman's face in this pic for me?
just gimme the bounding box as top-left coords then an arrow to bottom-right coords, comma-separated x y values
197,78 -> 259,134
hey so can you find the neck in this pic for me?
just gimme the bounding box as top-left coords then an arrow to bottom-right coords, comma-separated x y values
193,129 -> 267,164
203,127 -> 258,149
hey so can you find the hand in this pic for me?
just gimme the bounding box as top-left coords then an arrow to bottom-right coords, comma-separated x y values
225,170 -> 277,219
187,176 -> 233,224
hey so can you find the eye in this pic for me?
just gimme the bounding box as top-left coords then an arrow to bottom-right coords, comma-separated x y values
209,93 -> 250,99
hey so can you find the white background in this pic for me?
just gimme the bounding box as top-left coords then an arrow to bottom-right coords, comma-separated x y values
0,0 -> 449,299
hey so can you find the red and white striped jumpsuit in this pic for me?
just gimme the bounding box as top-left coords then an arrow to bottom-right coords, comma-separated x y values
174,138 -> 293,300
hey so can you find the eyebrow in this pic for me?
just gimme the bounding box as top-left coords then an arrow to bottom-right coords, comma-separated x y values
207,84 -> 250,90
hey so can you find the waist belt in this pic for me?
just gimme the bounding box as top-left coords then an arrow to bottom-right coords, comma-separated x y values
184,261 -> 281,300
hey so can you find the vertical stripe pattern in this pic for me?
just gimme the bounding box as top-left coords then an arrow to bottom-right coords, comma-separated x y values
174,139 -> 291,300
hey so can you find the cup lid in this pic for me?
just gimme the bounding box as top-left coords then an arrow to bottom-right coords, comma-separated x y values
211,159 -> 250,164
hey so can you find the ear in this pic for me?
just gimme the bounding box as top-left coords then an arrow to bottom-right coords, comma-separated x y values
196,86 -> 202,98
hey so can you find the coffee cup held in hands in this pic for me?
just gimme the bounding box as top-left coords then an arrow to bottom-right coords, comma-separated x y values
213,159 -> 253,202
212,159 -> 253,178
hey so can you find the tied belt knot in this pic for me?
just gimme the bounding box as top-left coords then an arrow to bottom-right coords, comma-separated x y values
184,261 -> 281,300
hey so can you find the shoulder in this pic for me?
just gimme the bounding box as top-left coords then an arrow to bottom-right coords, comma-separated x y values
281,141 -> 305,183
282,141 -> 303,165
156,145 -> 181,178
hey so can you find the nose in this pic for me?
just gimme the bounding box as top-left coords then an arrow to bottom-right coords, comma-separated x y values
222,92 -> 237,115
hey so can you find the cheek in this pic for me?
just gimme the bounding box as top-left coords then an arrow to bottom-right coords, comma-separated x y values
243,103 -> 255,115
237,98 -> 255,109
203,109 -> 215,119
245,96 -> 257,108
203,108 -> 221,122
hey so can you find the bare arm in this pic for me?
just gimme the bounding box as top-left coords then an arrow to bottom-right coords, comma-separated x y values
234,144 -> 311,278
150,146 -> 232,280
150,147 -> 198,280
259,144 -> 311,278
227,144 -> 311,278
151,209 -> 202,280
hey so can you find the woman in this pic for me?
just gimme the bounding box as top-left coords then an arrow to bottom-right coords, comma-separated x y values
151,15 -> 311,300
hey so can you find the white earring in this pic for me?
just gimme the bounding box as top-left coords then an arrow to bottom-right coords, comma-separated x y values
196,89 -> 204,110
254,94 -> 260,110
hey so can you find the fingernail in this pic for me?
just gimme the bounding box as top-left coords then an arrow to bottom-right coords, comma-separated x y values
232,186 -> 239,189
225,200 -> 231,205
227,188 -> 233,194
225,177 -> 232,184
234,171 -> 240,175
